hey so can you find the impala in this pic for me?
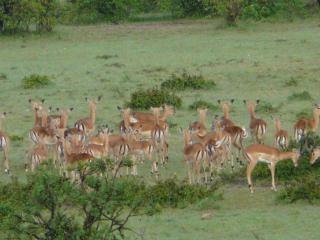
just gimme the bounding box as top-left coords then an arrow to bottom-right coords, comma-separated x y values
0,112 -> 9,174
84,131 -> 109,159
129,104 -> 175,123
29,99 -> 44,127
244,144 -> 299,193
294,104 -> 320,141
272,116 -> 288,150
47,107 -> 73,130
74,96 -> 101,136
244,99 -> 267,144
26,143 -> 48,172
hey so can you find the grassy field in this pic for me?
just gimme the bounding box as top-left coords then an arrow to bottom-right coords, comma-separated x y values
1,18 -> 320,239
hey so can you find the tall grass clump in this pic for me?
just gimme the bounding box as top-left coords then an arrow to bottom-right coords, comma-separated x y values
161,72 -> 216,91
22,74 -> 52,89
127,87 -> 182,109
284,77 -> 299,87
288,91 -> 313,101
189,100 -> 219,111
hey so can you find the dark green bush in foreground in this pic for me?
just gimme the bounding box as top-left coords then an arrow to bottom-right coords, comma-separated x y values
0,161 -> 220,238
161,72 -> 216,91
127,87 -> 182,109
22,74 -> 52,89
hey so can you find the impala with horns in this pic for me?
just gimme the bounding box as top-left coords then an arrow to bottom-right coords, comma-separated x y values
294,104 -> 320,142
74,96 -> 102,136
244,99 -> 267,144
244,144 -> 299,193
0,112 -> 10,174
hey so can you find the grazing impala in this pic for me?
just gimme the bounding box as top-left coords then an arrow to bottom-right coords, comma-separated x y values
310,148 -> 320,165
244,144 -> 299,193
189,108 -> 207,134
0,112 -> 9,174
272,116 -> 288,150
244,99 -> 267,144
218,99 -> 235,128
294,104 -> 320,141
74,96 -> 101,136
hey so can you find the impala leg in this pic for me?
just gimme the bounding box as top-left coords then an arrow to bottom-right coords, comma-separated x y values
246,159 -> 257,193
3,147 -> 9,174
270,163 -> 277,191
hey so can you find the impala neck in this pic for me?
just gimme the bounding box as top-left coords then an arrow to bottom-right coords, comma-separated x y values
89,103 -> 96,126
312,109 -> 320,130
183,130 -> 192,147
41,111 -> 48,128
222,104 -> 229,119
160,108 -> 171,121
153,109 -> 160,125
248,104 -> 256,119
34,109 -> 40,127
0,118 -> 2,130
60,111 -> 68,128
198,111 -> 206,125
122,110 -> 131,129
274,119 -> 281,132
277,151 -> 294,161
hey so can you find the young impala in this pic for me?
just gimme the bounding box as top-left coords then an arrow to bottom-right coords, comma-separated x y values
0,112 -> 9,174
244,144 -> 299,193
272,116 -> 288,150
294,104 -> 320,141
74,96 -> 101,136
244,99 -> 267,144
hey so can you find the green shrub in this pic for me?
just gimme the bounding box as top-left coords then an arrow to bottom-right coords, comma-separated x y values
127,87 -> 182,109
22,74 -> 52,89
168,0 -> 217,17
9,135 -> 24,142
288,91 -> 313,101
161,72 -> 216,91
189,100 -> 219,111
284,77 -> 299,87
277,174 -> 320,203
255,102 -> 279,114
295,109 -> 311,119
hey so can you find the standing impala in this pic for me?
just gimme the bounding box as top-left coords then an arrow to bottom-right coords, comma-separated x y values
244,99 -> 267,144
29,99 -> 44,128
0,112 -> 9,174
244,144 -> 299,193
294,104 -> 320,141
74,96 -> 101,136
272,116 -> 288,150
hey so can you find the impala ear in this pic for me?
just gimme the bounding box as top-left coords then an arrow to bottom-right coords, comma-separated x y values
69,107 -> 74,111
97,95 -> 102,102
117,106 -> 122,111
41,99 -> 45,103
256,99 -> 260,104
28,99 -> 32,103
243,100 -> 247,104
217,99 -> 221,104
85,97 -> 88,102
3,112 -> 7,116
230,99 -> 235,104
56,108 -> 60,112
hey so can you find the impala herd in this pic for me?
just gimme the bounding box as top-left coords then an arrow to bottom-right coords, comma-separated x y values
0,98 -> 319,193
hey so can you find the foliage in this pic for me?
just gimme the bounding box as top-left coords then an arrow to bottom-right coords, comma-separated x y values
0,0 -> 57,33
127,87 -> 182,109
255,101 -> 279,114
161,72 -> 216,91
22,74 -> 52,89
189,100 -> 219,111
65,0 -> 140,24
277,174 -> 320,203
0,161 -> 220,238
168,0 -> 217,17
284,77 -> 299,87
287,91 -> 313,101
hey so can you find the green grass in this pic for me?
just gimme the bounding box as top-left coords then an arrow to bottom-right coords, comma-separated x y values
1,18 -> 320,239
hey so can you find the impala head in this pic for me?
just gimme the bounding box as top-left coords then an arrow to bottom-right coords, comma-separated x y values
313,104 -> 320,116
0,112 -> 6,119
29,99 -> 43,112
310,148 -> 320,165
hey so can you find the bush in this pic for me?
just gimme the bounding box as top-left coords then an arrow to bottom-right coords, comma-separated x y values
277,174 -> 320,203
0,0 -> 57,33
22,74 -> 52,89
189,100 -> 219,111
127,87 -> 182,109
288,91 -> 313,101
161,72 -> 216,91
255,102 -> 279,114
168,0 -> 217,17
66,0 -> 140,24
